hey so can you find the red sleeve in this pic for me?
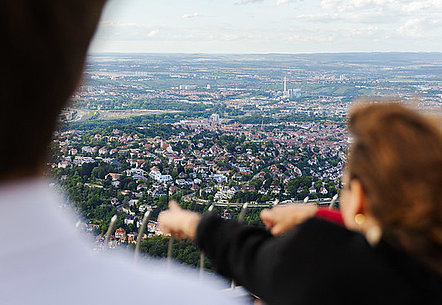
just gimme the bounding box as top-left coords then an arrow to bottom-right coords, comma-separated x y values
314,208 -> 344,226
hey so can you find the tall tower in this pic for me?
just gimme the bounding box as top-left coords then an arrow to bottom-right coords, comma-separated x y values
283,77 -> 287,92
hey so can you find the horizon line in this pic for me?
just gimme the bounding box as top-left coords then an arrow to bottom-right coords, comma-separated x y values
88,51 -> 442,56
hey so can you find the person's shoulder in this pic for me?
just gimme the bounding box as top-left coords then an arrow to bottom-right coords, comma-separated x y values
291,216 -> 364,247
375,239 -> 442,303
45,251 -> 243,305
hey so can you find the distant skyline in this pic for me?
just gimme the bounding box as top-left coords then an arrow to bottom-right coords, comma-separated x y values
90,0 -> 442,54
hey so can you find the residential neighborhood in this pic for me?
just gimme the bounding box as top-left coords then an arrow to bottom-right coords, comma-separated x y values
53,116 -> 346,249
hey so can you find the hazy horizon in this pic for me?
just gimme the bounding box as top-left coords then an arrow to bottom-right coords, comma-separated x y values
88,51 -> 442,55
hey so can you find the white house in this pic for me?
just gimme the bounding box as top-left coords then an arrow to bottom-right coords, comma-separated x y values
81,146 -> 92,153
212,174 -> 228,184
128,199 -> 139,207
127,168 -> 147,180
124,215 -> 135,225
157,174 -> 172,183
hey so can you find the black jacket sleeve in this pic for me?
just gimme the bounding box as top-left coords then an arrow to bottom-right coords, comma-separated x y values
196,215 -> 303,303
196,215 -> 365,305
196,215 -> 442,305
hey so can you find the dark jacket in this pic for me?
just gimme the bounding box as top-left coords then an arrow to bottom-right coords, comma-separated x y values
196,215 -> 442,305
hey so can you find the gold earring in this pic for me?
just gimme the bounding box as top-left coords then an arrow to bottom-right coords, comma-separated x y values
354,213 -> 366,225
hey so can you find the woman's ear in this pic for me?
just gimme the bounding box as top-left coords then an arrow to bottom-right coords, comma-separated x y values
343,179 -> 367,231
350,179 -> 366,215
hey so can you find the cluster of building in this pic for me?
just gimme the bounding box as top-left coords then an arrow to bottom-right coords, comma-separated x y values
53,113 -> 349,248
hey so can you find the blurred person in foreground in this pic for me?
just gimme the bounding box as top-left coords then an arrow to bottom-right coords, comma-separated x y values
0,1 -> 242,305
159,103 -> 442,305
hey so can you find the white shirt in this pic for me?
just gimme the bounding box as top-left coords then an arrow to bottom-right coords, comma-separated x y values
0,179 -> 241,305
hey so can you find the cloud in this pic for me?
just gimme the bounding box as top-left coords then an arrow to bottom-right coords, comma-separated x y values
298,13 -> 340,23
92,0 -> 442,53
299,0 -> 442,29
320,0 -> 396,12
401,0 -> 442,12
347,25 -> 379,38
100,21 -> 139,28
397,17 -> 442,38
397,18 -> 425,37
320,0 -> 442,13
238,0 -> 301,5
147,29 -> 159,37
276,0 -> 303,5
182,12 -> 199,19
298,11 -> 394,24
238,0 -> 264,4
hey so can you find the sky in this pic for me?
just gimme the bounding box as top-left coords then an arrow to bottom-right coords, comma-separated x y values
89,0 -> 442,54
